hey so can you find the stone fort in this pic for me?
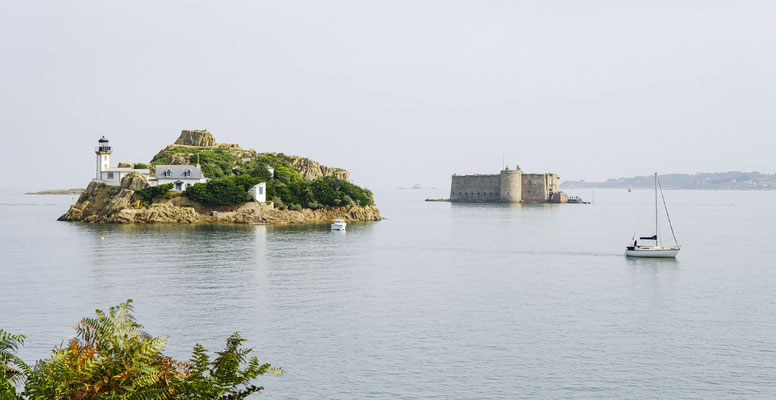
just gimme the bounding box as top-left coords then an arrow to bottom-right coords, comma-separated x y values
450,166 -> 568,203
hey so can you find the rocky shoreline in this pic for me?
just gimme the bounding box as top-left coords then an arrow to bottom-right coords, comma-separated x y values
58,174 -> 381,224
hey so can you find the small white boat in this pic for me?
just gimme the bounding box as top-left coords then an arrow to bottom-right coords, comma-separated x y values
625,173 -> 681,258
331,219 -> 346,231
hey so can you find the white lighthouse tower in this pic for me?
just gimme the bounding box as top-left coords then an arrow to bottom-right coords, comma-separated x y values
95,136 -> 112,179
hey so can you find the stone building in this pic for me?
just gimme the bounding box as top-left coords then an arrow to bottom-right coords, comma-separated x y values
450,165 -> 568,203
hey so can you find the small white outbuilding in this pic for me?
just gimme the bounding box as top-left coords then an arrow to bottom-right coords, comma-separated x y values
249,182 -> 266,203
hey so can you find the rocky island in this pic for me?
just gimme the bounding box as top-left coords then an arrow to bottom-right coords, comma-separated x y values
59,130 -> 381,224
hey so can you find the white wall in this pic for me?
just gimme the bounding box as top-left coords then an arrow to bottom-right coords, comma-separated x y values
152,177 -> 208,191
249,182 -> 266,203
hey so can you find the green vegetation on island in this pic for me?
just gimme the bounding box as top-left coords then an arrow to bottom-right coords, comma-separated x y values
149,140 -> 374,208
265,166 -> 373,210
1,300 -> 280,399
185,175 -> 262,206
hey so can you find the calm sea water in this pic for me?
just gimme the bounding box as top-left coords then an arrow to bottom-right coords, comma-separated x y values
1,188 -> 775,399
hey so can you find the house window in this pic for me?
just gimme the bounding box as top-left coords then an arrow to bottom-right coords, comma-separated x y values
165,169 -> 172,177
185,169 -> 191,177
259,187 -> 264,194
107,172 -> 114,179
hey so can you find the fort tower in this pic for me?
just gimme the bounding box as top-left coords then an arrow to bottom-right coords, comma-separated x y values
499,166 -> 523,202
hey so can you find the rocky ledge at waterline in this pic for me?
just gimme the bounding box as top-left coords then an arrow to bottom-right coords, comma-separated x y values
59,173 -> 381,224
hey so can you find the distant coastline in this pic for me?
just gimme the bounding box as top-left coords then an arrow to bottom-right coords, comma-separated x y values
397,184 -> 435,190
562,171 -> 776,190
26,188 -> 85,195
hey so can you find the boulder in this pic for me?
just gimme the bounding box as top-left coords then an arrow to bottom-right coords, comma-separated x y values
287,156 -> 351,182
175,130 -> 217,147
120,172 -> 149,191
117,162 -> 134,168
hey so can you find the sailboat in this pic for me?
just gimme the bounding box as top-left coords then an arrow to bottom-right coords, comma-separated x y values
625,173 -> 681,258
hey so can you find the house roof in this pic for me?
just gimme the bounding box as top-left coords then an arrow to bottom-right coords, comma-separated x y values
154,165 -> 203,179
104,168 -> 149,173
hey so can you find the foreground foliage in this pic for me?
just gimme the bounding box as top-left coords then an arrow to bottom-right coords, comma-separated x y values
1,300 -> 280,399
1,330 -> 26,399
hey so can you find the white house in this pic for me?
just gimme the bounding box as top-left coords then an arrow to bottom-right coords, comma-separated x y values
93,136 -> 151,186
150,165 -> 209,191
249,182 -> 266,203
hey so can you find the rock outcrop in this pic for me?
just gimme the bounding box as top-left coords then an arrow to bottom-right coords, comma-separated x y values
174,130 -> 217,147
58,181 -> 136,223
121,172 -> 149,191
261,205 -> 381,224
286,156 -> 351,182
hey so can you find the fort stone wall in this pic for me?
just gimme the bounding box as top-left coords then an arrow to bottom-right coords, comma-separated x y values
450,174 -> 501,202
450,168 -> 565,204
521,173 -> 560,202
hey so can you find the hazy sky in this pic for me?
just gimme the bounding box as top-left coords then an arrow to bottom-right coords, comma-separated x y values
1,0 -> 774,193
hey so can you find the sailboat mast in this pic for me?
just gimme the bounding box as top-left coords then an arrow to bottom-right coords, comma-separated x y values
654,173 -> 659,246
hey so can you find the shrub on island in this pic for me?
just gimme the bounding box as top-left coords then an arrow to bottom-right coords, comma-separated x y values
184,175 -> 262,206
267,176 -> 373,209
136,183 -> 174,201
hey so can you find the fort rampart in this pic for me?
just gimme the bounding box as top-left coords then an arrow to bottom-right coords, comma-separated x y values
449,167 -> 566,203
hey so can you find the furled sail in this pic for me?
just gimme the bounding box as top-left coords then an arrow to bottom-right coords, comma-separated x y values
640,235 -> 657,240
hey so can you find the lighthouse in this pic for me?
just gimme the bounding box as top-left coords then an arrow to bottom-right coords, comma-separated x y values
95,136 -> 112,179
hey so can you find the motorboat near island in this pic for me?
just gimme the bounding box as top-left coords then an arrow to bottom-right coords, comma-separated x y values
331,219 -> 346,231
625,173 -> 681,258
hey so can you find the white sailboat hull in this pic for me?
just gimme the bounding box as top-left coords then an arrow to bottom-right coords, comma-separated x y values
625,246 -> 680,258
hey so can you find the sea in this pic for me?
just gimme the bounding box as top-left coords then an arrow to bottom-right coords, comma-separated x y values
1,187 -> 775,399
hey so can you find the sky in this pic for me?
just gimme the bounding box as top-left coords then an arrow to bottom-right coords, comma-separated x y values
1,0 -> 774,193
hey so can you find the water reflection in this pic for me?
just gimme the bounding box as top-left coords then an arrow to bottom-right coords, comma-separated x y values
3,190 -> 776,398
